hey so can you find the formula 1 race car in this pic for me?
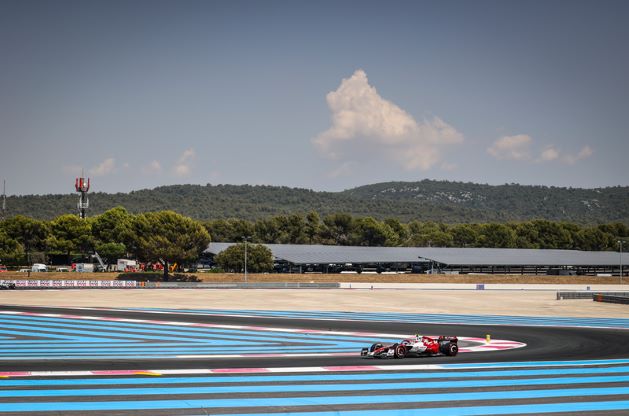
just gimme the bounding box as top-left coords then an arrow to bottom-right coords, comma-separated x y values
361,335 -> 458,359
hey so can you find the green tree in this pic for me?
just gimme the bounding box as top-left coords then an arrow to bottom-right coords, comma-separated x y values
254,217 -> 284,243
304,211 -> 321,244
278,214 -> 308,244
91,207 -> 133,246
407,221 -> 453,247
477,223 -> 517,248
351,217 -> 396,246
530,220 -> 573,249
203,219 -> 231,242
46,215 -> 93,262
227,218 -> 255,241
579,228 -> 614,251
320,213 -> 354,245
598,222 -> 629,238
450,224 -> 478,247
511,222 -> 539,249
384,218 -> 408,246
0,230 -> 24,265
204,218 -> 254,242
129,211 -> 210,280
0,215 -> 49,264
214,243 -> 273,273
95,242 -> 127,264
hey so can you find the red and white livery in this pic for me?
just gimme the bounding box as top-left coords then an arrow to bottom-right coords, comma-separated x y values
361,334 -> 459,359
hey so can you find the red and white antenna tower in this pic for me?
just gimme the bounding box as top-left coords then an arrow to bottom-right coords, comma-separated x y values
75,172 -> 90,219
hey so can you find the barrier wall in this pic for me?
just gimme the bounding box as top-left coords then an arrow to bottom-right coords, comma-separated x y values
0,280 -> 338,289
145,282 -> 340,289
0,280 -> 137,288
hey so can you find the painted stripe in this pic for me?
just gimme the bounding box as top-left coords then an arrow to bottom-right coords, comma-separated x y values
227,401 -> 629,416
84,306 -> 629,329
3,365 -> 629,387
3,359 -> 629,378
1,387 -> 627,412
4,375 -> 629,398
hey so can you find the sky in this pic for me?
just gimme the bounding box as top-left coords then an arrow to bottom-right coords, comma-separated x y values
0,0 -> 628,195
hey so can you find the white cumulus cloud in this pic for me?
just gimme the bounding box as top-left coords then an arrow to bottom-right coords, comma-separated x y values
142,160 -> 162,175
537,144 -> 593,164
490,136 -> 593,166
487,135 -> 532,161
312,69 -> 463,171
539,146 -> 560,162
561,145 -> 593,165
90,158 -> 116,176
172,148 -> 196,177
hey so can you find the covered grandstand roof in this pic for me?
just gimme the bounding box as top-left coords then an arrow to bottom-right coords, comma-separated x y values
206,243 -> 428,264
415,247 -> 628,266
205,243 -> 628,266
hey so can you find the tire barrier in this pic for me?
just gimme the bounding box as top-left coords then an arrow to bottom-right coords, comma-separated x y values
592,294 -> 629,304
556,291 -> 629,300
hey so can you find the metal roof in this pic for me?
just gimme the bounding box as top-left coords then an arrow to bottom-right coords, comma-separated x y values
206,243 -> 427,264
205,243 -> 628,266
415,247 -> 629,266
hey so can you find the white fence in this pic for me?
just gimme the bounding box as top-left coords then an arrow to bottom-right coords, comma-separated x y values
0,280 -> 137,288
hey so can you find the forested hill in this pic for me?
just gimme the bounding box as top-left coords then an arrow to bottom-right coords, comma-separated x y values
5,180 -> 629,224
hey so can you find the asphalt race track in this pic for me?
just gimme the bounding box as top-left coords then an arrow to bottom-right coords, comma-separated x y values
1,304 -> 629,415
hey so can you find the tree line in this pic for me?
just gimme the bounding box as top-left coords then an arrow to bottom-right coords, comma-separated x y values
205,213 -> 628,250
0,208 -> 210,280
1,208 -> 627,271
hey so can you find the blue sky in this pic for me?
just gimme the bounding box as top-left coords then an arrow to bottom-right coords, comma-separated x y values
0,0 -> 627,195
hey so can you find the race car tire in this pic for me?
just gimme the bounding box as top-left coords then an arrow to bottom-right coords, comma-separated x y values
445,343 -> 458,356
394,343 -> 407,359
370,343 -> 383,352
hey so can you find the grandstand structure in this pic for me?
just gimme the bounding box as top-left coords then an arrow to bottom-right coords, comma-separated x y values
204,243 -> 628,276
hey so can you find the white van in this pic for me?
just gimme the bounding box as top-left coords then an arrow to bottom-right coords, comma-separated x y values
31,264 -> 48,272
75,263 -> 95,273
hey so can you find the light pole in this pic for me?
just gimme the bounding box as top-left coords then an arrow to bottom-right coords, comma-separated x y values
243,237 -> 251,283
619,240 -> 623,284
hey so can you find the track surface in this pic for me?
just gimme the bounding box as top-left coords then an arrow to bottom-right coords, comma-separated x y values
1,304 -> 628,415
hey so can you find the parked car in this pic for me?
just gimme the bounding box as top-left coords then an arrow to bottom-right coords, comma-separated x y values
0,265 -> 8,273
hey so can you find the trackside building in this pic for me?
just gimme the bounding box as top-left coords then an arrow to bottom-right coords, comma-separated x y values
204,243 -> 628,276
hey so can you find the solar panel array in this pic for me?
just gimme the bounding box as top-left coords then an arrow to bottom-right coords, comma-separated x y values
205,243 -> 628,267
